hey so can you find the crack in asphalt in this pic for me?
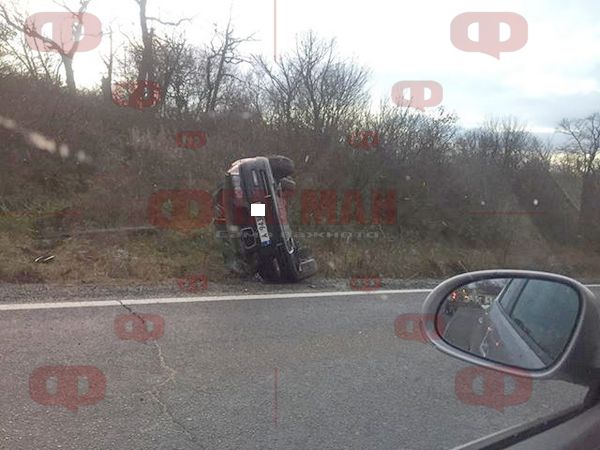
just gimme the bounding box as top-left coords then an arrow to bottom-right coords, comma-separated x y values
117,300 -> 140,319
153,340 -> 177,388
116,300 -> 201,447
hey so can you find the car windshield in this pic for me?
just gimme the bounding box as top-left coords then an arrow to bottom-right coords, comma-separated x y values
0,0 -> 596,448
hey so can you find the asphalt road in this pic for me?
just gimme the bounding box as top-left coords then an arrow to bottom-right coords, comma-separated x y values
0,289 -> 592,450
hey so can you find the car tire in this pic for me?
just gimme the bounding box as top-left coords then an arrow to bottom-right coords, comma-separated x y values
278,252 -> 300,282
258,257 -> 282,282
268,155 -> 294,179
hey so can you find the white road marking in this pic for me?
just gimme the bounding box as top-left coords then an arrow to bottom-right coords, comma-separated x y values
3,284 -> 599,312
0,289 -> 432,311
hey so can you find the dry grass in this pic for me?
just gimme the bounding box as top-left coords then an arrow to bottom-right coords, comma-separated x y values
3,217 -> 600,285
2,75 -> 599,285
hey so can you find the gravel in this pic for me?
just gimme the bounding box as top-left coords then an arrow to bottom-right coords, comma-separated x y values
0,277 -> 443,304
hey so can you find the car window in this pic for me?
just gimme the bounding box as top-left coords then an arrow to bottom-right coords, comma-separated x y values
510,280 -> 580,360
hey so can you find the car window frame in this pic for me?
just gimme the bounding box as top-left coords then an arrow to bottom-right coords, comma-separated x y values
496,278 -> 527,312
494,278 -> 582,367
494,279 -> 555,365
507,279 -> 580,364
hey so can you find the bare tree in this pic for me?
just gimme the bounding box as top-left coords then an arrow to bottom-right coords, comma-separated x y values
0,0 -> 97,91
252,55 -> 301,127
202,18 -> 252,112
349,102 -> 458,170
154,33 -> 195,118
296,32 -> 370,132
254,32 -> 370,133
0,21 -> 62,82
131,0 -> 193,82
558,113 -> 600,176
116,0 -> 197,113
456,117 -> 539,169
558,113 -> 600,238
0,19 -> 16,75
132,0 -> 154,83
100,25 -> 114,102
117,12 -> 251,119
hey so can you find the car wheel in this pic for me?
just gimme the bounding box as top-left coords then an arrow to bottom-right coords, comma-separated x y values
278,251 -> 300,282
258,257 -> 282,282
268,155 -> 294,179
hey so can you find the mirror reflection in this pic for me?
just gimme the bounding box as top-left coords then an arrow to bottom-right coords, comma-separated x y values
438,278 -> 580,370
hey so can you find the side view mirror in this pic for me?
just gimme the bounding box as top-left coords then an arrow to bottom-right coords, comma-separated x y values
422,270 -> 600,384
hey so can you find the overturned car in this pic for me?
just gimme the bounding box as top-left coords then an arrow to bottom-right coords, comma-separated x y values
213,156 -> 317,282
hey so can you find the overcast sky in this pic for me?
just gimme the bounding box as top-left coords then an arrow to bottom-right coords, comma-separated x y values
18,0 -> 600,139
